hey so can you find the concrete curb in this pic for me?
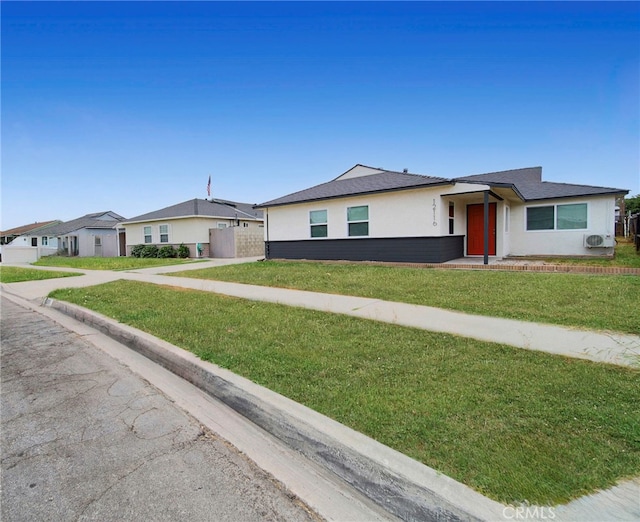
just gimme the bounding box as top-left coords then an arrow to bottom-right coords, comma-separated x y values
46,297 -> 507,522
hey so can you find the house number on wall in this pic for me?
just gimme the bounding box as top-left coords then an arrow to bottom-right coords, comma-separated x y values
432,199 -> 438,227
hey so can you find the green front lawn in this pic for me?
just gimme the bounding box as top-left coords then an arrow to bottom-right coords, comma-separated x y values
0,266 -> 82,283
170,261 -> 640,334
34,256 -> 199,271
50,280 -> 640,506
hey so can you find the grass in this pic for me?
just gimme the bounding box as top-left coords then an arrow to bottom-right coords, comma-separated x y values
0,266 -> 82,283
33,255 -> 200,271
538,240 -> 640,268
50,280 -> 640,506
170,261 -> 640,335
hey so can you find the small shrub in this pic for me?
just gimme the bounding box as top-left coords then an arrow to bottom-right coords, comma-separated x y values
177,244 -> 190,258
131,244 -> 145,258
141,245 -> 159,258
158,245 -> 177,258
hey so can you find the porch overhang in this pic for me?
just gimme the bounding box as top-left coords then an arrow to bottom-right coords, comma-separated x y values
441,189 -> 504,201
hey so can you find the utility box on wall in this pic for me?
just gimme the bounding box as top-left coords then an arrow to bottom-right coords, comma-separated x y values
583,233 -> 615,248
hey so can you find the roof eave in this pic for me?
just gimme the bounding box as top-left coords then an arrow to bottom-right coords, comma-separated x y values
121,214 -> 261,225
457,180 -> 527,201
523,189 -> 629,202
256,181 -> 455,209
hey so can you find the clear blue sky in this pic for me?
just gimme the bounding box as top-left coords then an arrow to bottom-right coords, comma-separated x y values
2,1 -> 639,230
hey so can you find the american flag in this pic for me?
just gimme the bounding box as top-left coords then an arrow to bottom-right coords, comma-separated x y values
207,175 -> 211,197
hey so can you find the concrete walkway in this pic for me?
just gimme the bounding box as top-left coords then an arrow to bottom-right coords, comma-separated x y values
2,258 -> 639,520
3,258 -> 639,367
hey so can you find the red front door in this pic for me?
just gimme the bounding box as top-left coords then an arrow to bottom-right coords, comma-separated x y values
467,203 -> 496,255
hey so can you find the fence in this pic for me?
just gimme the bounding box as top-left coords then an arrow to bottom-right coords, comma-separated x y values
209,226 -> 264,258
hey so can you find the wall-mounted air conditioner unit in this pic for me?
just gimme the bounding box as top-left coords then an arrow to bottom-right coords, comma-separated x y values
583,233 -> 614,248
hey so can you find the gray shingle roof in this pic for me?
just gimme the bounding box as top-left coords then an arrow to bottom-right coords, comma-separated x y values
28,212 -> 125,237
455,167 -> 628,201
258,165 -> 628,208
124,199 -> 263,224
256,170 -> 451,208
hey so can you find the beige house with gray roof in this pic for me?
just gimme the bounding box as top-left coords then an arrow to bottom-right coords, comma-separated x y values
121,198 -> 264,258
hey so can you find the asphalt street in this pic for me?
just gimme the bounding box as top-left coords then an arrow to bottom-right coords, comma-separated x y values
0,297 -> 319,522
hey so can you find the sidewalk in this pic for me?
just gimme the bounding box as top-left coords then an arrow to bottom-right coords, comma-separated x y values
3,258 -> 639,368
1,259 -> 639,521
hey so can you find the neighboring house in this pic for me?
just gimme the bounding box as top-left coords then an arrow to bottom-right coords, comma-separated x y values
2,211 -> 125,263
0,220 -> 61,245
121,198 -> 264,258
256,164 -> 628,264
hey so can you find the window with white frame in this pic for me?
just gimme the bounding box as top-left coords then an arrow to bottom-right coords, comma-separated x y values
505,207 -> 510,233
310,210 -> 328,238
217,223 -> 227,229
347,205 -> 369,236
42,236 -> 48,246
557,203 -> 588,229
159,224 -> 169,243
526,203 -> 587,231
143,226 -> 152,243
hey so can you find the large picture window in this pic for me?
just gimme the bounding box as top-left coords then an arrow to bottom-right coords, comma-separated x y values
309,210 -> 328,238
556,203 -> 588,230
347,205 -> 369,236
526,203 -> 587,231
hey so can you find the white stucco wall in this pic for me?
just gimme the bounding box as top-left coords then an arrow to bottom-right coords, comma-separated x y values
1,236 -> 58,262
502,204 -> 511,257
264,187 -> 466,241
509,195 -> 616,256
1,246 -> 57,263
30,236 -> 59,249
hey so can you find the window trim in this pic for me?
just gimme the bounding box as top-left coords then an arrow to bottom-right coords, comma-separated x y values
159,223 -> 170,243
143,226 -> 152,244
309,209 -> 328,238
556,203 -> 588,230
526,202 -> 588,232
347,205 -> 369,237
